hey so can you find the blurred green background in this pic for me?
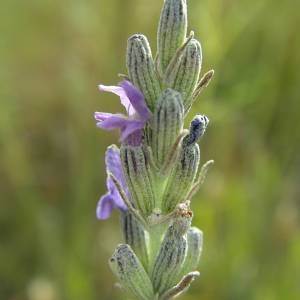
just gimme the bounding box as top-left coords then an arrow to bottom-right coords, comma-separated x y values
1,0 -> 299,299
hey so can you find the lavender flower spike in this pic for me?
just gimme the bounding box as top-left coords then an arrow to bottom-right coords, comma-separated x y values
96,145 -> 128,219
94,1 -> 214,298
95,80 -> 151,142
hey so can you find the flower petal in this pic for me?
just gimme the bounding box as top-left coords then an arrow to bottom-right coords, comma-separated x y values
98,84 -> 136,116
120,120 -> 145,142
119,80 -> 151,119
105,145 -> 127,192
94,113 -> 127,130
96,194 -> 114,219
94,111 -> 115,121
108,178 -> 128,211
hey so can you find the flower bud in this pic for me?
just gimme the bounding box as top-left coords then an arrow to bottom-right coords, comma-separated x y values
162,142 -> 200,213
161,115 -> 209,212
121,211 -> 149,269
151,89 -> 184,165
121,145 -> 156,216
126,34 -> 161,111
157,0 -> 188,75
164,38 -> 202,109
109,244 -> 154,300
181,227 -> 203,276
183,114 -> 209,146
151,210 -> 192,294
172,203 -> 193,235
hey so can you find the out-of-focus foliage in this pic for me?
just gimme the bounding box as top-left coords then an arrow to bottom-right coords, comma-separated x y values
0,0 -> 299,299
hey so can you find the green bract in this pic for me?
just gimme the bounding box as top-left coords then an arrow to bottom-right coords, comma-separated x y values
127,34 -> 161,111
157,0 -> 188,75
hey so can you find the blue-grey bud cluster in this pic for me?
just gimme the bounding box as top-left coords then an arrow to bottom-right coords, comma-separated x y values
109,1 -> 214,299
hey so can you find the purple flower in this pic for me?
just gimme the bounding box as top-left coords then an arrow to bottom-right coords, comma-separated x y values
95,80 -> 151,143
96,145 -> 129,219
